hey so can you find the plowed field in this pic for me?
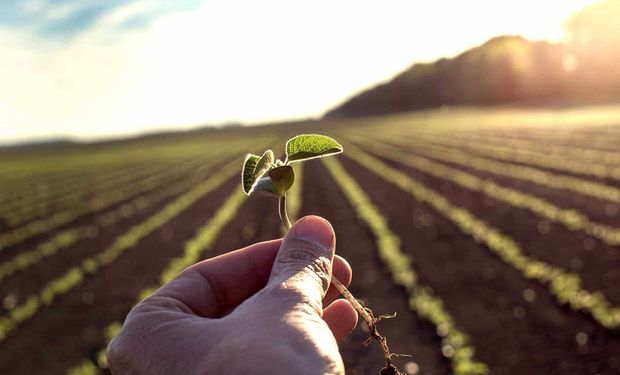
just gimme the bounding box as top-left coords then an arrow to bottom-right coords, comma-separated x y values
2,107 -> 620,375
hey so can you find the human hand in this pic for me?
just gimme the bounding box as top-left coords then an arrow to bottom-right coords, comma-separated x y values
107,215 -> 358,374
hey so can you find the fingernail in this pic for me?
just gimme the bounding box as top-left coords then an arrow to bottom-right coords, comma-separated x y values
292,216 -> 334,249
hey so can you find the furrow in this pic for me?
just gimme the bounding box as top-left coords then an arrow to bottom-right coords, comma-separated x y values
404,132 -> 620,181
0,143 -> 249,250
67,188 -> 247,374
0,158 -> 241,342
431,131 -> 620,166
352,131 -> 620,206
343,143 -> 620,330
323,157 -> 488,375
1,156 -> 192,227
356,139 -> 620,246
0,151 -> 238,283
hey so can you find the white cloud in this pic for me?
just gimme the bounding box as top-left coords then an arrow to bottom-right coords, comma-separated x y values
0,0 -> 598,144
46,2 -> 87,22
95,0 -> 158,28
20,0 -> 103,23
21,0 -> 47,14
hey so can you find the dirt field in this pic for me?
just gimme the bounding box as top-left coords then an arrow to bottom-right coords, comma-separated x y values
2,106 -> 620,374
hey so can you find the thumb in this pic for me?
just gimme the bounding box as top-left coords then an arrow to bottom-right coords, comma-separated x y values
267,215 -> 336,314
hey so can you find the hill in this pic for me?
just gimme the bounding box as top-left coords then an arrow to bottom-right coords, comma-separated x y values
325,36 -> 575,118
325,30 -> 620,119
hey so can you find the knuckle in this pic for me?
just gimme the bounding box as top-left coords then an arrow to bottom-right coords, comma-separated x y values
278,239 -> 332,291
106,333 -> 131,372
106,320 -> 142,373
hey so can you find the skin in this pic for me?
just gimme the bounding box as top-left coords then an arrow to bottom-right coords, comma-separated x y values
107,215 -> 358,374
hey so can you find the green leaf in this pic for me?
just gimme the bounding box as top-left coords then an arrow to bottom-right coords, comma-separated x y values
285,134 -> 343,163
242,154 -> 260,194
255,150 -> 274,176
249,166 -> 295,197
268,166 -> 295,194
251,176 -> 280,196
241,150 -> 274,195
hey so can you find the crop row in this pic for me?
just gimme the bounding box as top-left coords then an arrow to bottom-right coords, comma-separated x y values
0,140 -> 260,251
486,128 -> 620,151
0,160 -> 144,208
0,153 -> 172,210
359,107 -> 620,148
405,132 -> 620,182
68,164 -> 301,374
351,117 -> 620,178
0,157 -> 203,250
66,184 -> 251,374
0,140 -> 215,207
355,139 -> 620,246
0,158 -> 241,342
323,157 -> 488,375
0,150 -> 239,283
341,142 -> 620,330
0,134 -> 222,177
360,132 -> 620,206
0,137 -> 261,227
427,131 -> 620,166
0,154 -> 198,228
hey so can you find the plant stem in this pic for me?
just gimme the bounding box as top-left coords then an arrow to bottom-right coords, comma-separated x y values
278,194 -> 292,230
277,195 -> 402,375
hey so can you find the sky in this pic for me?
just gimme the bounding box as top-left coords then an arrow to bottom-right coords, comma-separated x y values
0,0 -> 599,144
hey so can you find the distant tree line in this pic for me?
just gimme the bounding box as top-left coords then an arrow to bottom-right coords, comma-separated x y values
325,1 -> 620,118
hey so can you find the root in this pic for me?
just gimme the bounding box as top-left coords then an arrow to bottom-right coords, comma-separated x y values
331,277 -> 405,375
376,312 -> 398,323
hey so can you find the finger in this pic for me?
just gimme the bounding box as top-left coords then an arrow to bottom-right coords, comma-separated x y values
144,239 -> 282,318
267,215 -> 336,314
323,255 -> 352,308
323,299 -> 358,342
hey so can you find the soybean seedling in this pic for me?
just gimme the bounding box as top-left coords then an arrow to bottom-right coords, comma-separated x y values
242,134 -> 404,375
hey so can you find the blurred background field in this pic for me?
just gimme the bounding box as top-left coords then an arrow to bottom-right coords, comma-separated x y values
2,1 -> 620,374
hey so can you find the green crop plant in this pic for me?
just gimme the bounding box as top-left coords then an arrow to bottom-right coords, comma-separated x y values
358,140 -> 620,246
0,157 -> 242,343
351,130 -> 620,204
340,141 -> 620,330
322,157 -> 488,375
242,134 -> 404,375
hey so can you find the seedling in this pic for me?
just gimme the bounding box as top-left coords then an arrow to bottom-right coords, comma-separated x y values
242,134 -> 404,375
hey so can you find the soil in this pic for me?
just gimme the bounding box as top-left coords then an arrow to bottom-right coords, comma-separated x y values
3,125 -> 620,375
338,153 -> 620,375
471,129 -> 620,153
422,138 -> 620,186
403,146 -> 620,227
302,160 -> 451,375
0,163 -> 195,264
0,183 -> 199,311
367,146 -> 620,305
0,173 -> 281,374
0,160 -> 233,312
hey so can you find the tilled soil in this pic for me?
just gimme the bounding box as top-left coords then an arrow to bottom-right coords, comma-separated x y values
417,139 -> 620,186
368,147 -> 620,305
4,127 -> 620,375
302,160 -> 451,375
0,173 -> 281,374
402,145 -> 620,226
0,162 -> 201,264
339,153 -> 620,375
0,158 -> 239,311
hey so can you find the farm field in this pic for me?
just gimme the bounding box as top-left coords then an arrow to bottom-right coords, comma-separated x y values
2,105 -> 620,374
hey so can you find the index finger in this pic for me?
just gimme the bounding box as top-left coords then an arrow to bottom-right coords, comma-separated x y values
145,239 -> 282,318
143,239 -> 352,318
